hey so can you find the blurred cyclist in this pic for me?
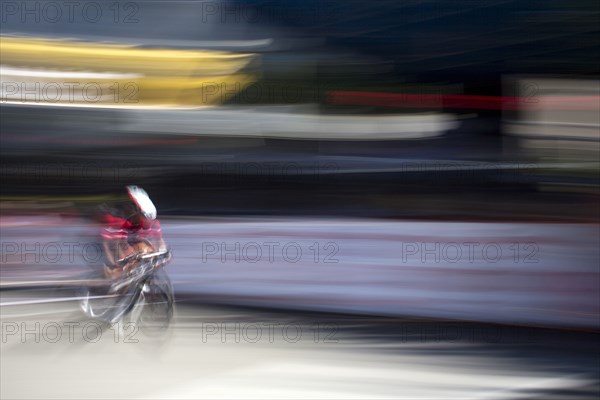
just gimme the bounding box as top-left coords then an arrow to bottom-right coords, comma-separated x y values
99,185 -> 168,280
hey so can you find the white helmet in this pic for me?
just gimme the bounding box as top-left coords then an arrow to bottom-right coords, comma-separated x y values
126,185 -> 157,221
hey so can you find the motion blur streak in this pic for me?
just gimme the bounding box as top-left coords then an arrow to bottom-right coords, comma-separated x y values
328,91 -> 600,111
0,36 -> 259,107
1,0 -> 599,399
2,216 -> 599,328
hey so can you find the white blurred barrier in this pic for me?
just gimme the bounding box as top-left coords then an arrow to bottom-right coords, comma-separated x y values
503,77 -> 600,158
122,106 -> 458,140
1,216 -> 598,328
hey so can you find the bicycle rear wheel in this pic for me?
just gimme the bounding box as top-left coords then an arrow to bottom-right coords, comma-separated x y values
136,272 -> 174,336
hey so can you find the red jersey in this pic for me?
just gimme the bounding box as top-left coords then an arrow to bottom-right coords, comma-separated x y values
100,212 -> 162,242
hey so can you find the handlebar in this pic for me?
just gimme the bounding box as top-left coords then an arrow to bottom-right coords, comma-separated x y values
140,250 -> 170,260
117,249 -> 169,265
110,249 -> 171,291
